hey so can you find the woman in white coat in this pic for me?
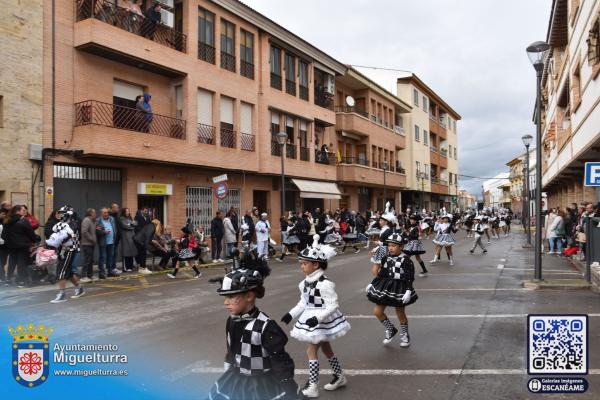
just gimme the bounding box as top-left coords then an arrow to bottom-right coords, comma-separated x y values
544,209 -> 557,252
547,209 -> 565,255
223,211 -> 237,258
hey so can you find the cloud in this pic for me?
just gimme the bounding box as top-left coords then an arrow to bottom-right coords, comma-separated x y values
242,0 -> 550,197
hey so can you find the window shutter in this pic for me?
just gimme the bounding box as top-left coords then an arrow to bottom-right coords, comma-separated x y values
240,102 -> 252,134
197,89 -> 213,125
113,80 -> 144,101
220,96 -> 234,124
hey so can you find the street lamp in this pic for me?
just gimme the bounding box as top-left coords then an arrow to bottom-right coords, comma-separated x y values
276,131 -> 288,217
382,160 -> 389,208
418,171 -> 426,210
521,134 -> 533,248
526,41 -> 549,281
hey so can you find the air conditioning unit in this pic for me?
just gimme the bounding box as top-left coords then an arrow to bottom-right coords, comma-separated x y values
325,74 -> 335,95
29,144 -> 42,161
155,0 -> 174,8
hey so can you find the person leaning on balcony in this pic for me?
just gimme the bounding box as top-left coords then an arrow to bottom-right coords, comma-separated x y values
141,2 -> 161,40
136,93 -> 153,133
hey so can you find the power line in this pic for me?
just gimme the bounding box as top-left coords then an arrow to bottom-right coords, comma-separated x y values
350,64 -> 413,74
458,174 -> 506,180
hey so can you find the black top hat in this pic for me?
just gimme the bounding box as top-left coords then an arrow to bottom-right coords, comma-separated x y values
217,269 -> 264,296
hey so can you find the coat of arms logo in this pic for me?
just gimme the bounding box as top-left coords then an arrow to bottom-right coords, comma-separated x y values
9,324 -> 53,388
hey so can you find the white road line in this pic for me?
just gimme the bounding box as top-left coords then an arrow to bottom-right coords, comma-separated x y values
189,367 -> 600,376
344,314 -> 600,319
500,259 -> 507,262
497,264 -> 505,269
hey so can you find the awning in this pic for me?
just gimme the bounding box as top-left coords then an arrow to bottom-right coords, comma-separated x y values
291,178 -> 342,199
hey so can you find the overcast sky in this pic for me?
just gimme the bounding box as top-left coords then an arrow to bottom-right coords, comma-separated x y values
244,0 -> 551,197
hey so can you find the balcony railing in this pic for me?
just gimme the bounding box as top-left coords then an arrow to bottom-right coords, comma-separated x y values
431,176 -> 440,184
240,60 -> 254,79
335,106 -> 369,119
221,52 -> 236,72
198,42 -> 216,64
76,0 -> 187,52
74,100 -> 186,139
299,85 -> 309,101
285,79 -> 296,96
340,157 -> 369,166
220,127 -> 236,148
240,132 -> 255,151
430,146 -> 438,153
315,150 -> 335,165
395,164 -> 406,174
197,123 -> 215,144
299,146 -> 309,161
271,140 -> 282,156
440,148 -> 448,157
285,143 -> 297,159
314,91 -> 334,109
270,73 -> 282,90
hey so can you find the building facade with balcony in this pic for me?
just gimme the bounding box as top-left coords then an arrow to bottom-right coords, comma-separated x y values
506,153 -> 525,213
334,68 -> 411,212
539,0 -> 600,209
396,74 -> 461,211
483,173 -> 510,209
0,1 -> 43,214
43,0 -> 346,235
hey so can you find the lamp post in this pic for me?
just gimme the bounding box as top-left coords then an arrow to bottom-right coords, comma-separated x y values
521,134 -> 533,247
382,160 -> 389,207
526,41 -> 549,281
276,131 -> 288,217
418,172 -> 426,210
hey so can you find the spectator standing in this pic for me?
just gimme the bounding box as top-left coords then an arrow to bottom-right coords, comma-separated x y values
119,208 -> 138,272
255,212 -> 271,259
547,209 -> 565,255
0,204 -> 11,283
141,2 -> 161,39
79,208 -> 97,283
5,205 -> 39,287
44,210 -> 61,240
242,209 -> 255,243
210,211 -> 224,263
97,208 -> 120,278
229,206 -> 239,242
134,207 -> 151,233
223,211 -> 237,258
110,203 -> 121,272
133,218 -> 155,274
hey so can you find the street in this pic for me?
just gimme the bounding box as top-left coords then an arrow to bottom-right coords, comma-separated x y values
2,229 -> 598,399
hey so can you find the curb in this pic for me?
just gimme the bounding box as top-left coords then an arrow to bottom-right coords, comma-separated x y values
522,279 -> 592,290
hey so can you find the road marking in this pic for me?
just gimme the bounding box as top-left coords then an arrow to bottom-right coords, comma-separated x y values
189,367 -> 600,376
500,259 -> 507,262
344,313 -> 600,319
138,276 -> 150,287
497,264 -> 504,269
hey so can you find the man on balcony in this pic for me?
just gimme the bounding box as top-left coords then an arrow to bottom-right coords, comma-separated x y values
136,93 -> 153,133
141,2 -> 161,40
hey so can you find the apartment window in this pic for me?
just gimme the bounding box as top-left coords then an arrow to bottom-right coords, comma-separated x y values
285,53 -> 296,96
197,89 -> 214,144
240,29 -> 254,79
285,116 -> 296,159
414,125 -> 420,141
572,63 -> 582,111
219,96 -> 235,148
220,19 -> 235,72
0,95 -> 3,128
454,147 -> 457,159
589,16 -> 600,70
299,61 -> 309,100
240,102 -> 254,151
198,7 -> 215,64
422,96 -> 428,112
271,111 -> 281,156
449,144 -> 452,156
299,120 -> 309,161
413,89 -> 419,106
270,46 -> 282,90
447,117 -> 452,131
424,130 -> 428,145
416,161 -> 420,173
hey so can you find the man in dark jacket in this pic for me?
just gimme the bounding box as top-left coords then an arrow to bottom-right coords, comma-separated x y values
5,205 -> 39,287
142,2 -> 161,39
210,211 -> 224,263
243,209 -> 255,240
134,207 -> 151,234
110,203 -> 121,273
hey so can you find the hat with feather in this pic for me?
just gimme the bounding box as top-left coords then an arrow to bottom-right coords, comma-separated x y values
298,234 -> 337,263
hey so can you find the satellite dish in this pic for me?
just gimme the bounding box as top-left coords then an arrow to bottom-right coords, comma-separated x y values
345,96 -> 355,107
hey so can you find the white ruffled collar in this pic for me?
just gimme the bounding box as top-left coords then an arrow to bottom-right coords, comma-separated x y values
304,269 -> 324,283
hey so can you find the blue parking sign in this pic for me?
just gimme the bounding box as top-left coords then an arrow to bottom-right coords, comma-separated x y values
584,162 -> 600,186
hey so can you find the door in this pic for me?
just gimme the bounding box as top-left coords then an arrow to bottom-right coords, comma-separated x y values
302,198 -> 324,214
138,195 -> 164,224
253,190 -> 268,214
53,164 -> 122,217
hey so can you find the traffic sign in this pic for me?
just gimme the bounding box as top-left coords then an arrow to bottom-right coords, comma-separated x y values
212,174 -> 228,184
214,182 -> 229,200
584,162 -> 600,186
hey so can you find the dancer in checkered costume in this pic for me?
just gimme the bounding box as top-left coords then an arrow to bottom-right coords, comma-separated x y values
50,205 -> 85,303
403,214 -> 428,277
370,202 -> 398,265
367,233 -> 417,348
281,235 -> 350,398
209,268 -> 300,400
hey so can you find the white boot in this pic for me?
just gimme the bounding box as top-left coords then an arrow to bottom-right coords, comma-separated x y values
399,324 -> 411,347
324,374 -> 347,391
302,382 -> 319,398
429,255 -> 439,264
449,257 -> 454,266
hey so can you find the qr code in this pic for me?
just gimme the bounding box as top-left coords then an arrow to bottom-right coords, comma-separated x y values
528,315 -> 588,374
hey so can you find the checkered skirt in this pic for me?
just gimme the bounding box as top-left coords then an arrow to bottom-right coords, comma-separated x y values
370,244 -> 388,264
366,277 -> 418,307
432,233 -> 455,247
404,239 -> 426,255
209,369 -> 287,400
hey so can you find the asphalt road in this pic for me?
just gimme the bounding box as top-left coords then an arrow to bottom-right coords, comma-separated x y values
2,230 -> 599,399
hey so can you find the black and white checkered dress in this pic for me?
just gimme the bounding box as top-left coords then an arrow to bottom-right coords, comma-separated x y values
432,223 -> 455,247
370,226 -> 392,264
209,309 -> 297,400
367,254 -> 418,307
404,226 -> 426,255
289,270 -> 351,344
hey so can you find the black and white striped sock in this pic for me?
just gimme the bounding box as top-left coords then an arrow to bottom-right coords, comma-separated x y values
328,356 -> 343,377
400,324 -> 409,339
308,360 -> 319,384
381,318 -> 395,332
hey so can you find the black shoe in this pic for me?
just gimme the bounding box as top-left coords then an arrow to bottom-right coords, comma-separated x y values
483,250 -> 488,254
383,327 -> 398,344
469,250 -> 474,254
107,273 -> 119,277
99,274 -> 107,280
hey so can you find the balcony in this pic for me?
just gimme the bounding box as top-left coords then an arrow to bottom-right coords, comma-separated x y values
198,42 -> 216,64
240,60 -> 254,79
240,133 -> 255,151
299,85 -> 309,101
314,91 -> 334,110
74,100 -> 186,139
429,116 -> 447,139
315,150 -> 336,165
220,126 -> 236,148
335,107 -> 404,148
271,140 -> 282,156
337,160 -> 406,188
299,146 -> 310,161
75,0 -> 186,53
221,52 -> 236,72
285,79 -> 296,96
430,148 -> 448,169
285,143 -> 297,159
430,177 -> 449,194
439,148 -> 448,157
197,123 -> 215,144
335,106 -> 369,119
270,73 -> 282,90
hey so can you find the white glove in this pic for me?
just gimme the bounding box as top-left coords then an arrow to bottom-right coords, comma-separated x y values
365,284 -> 373,293
402,290 -> 412,304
